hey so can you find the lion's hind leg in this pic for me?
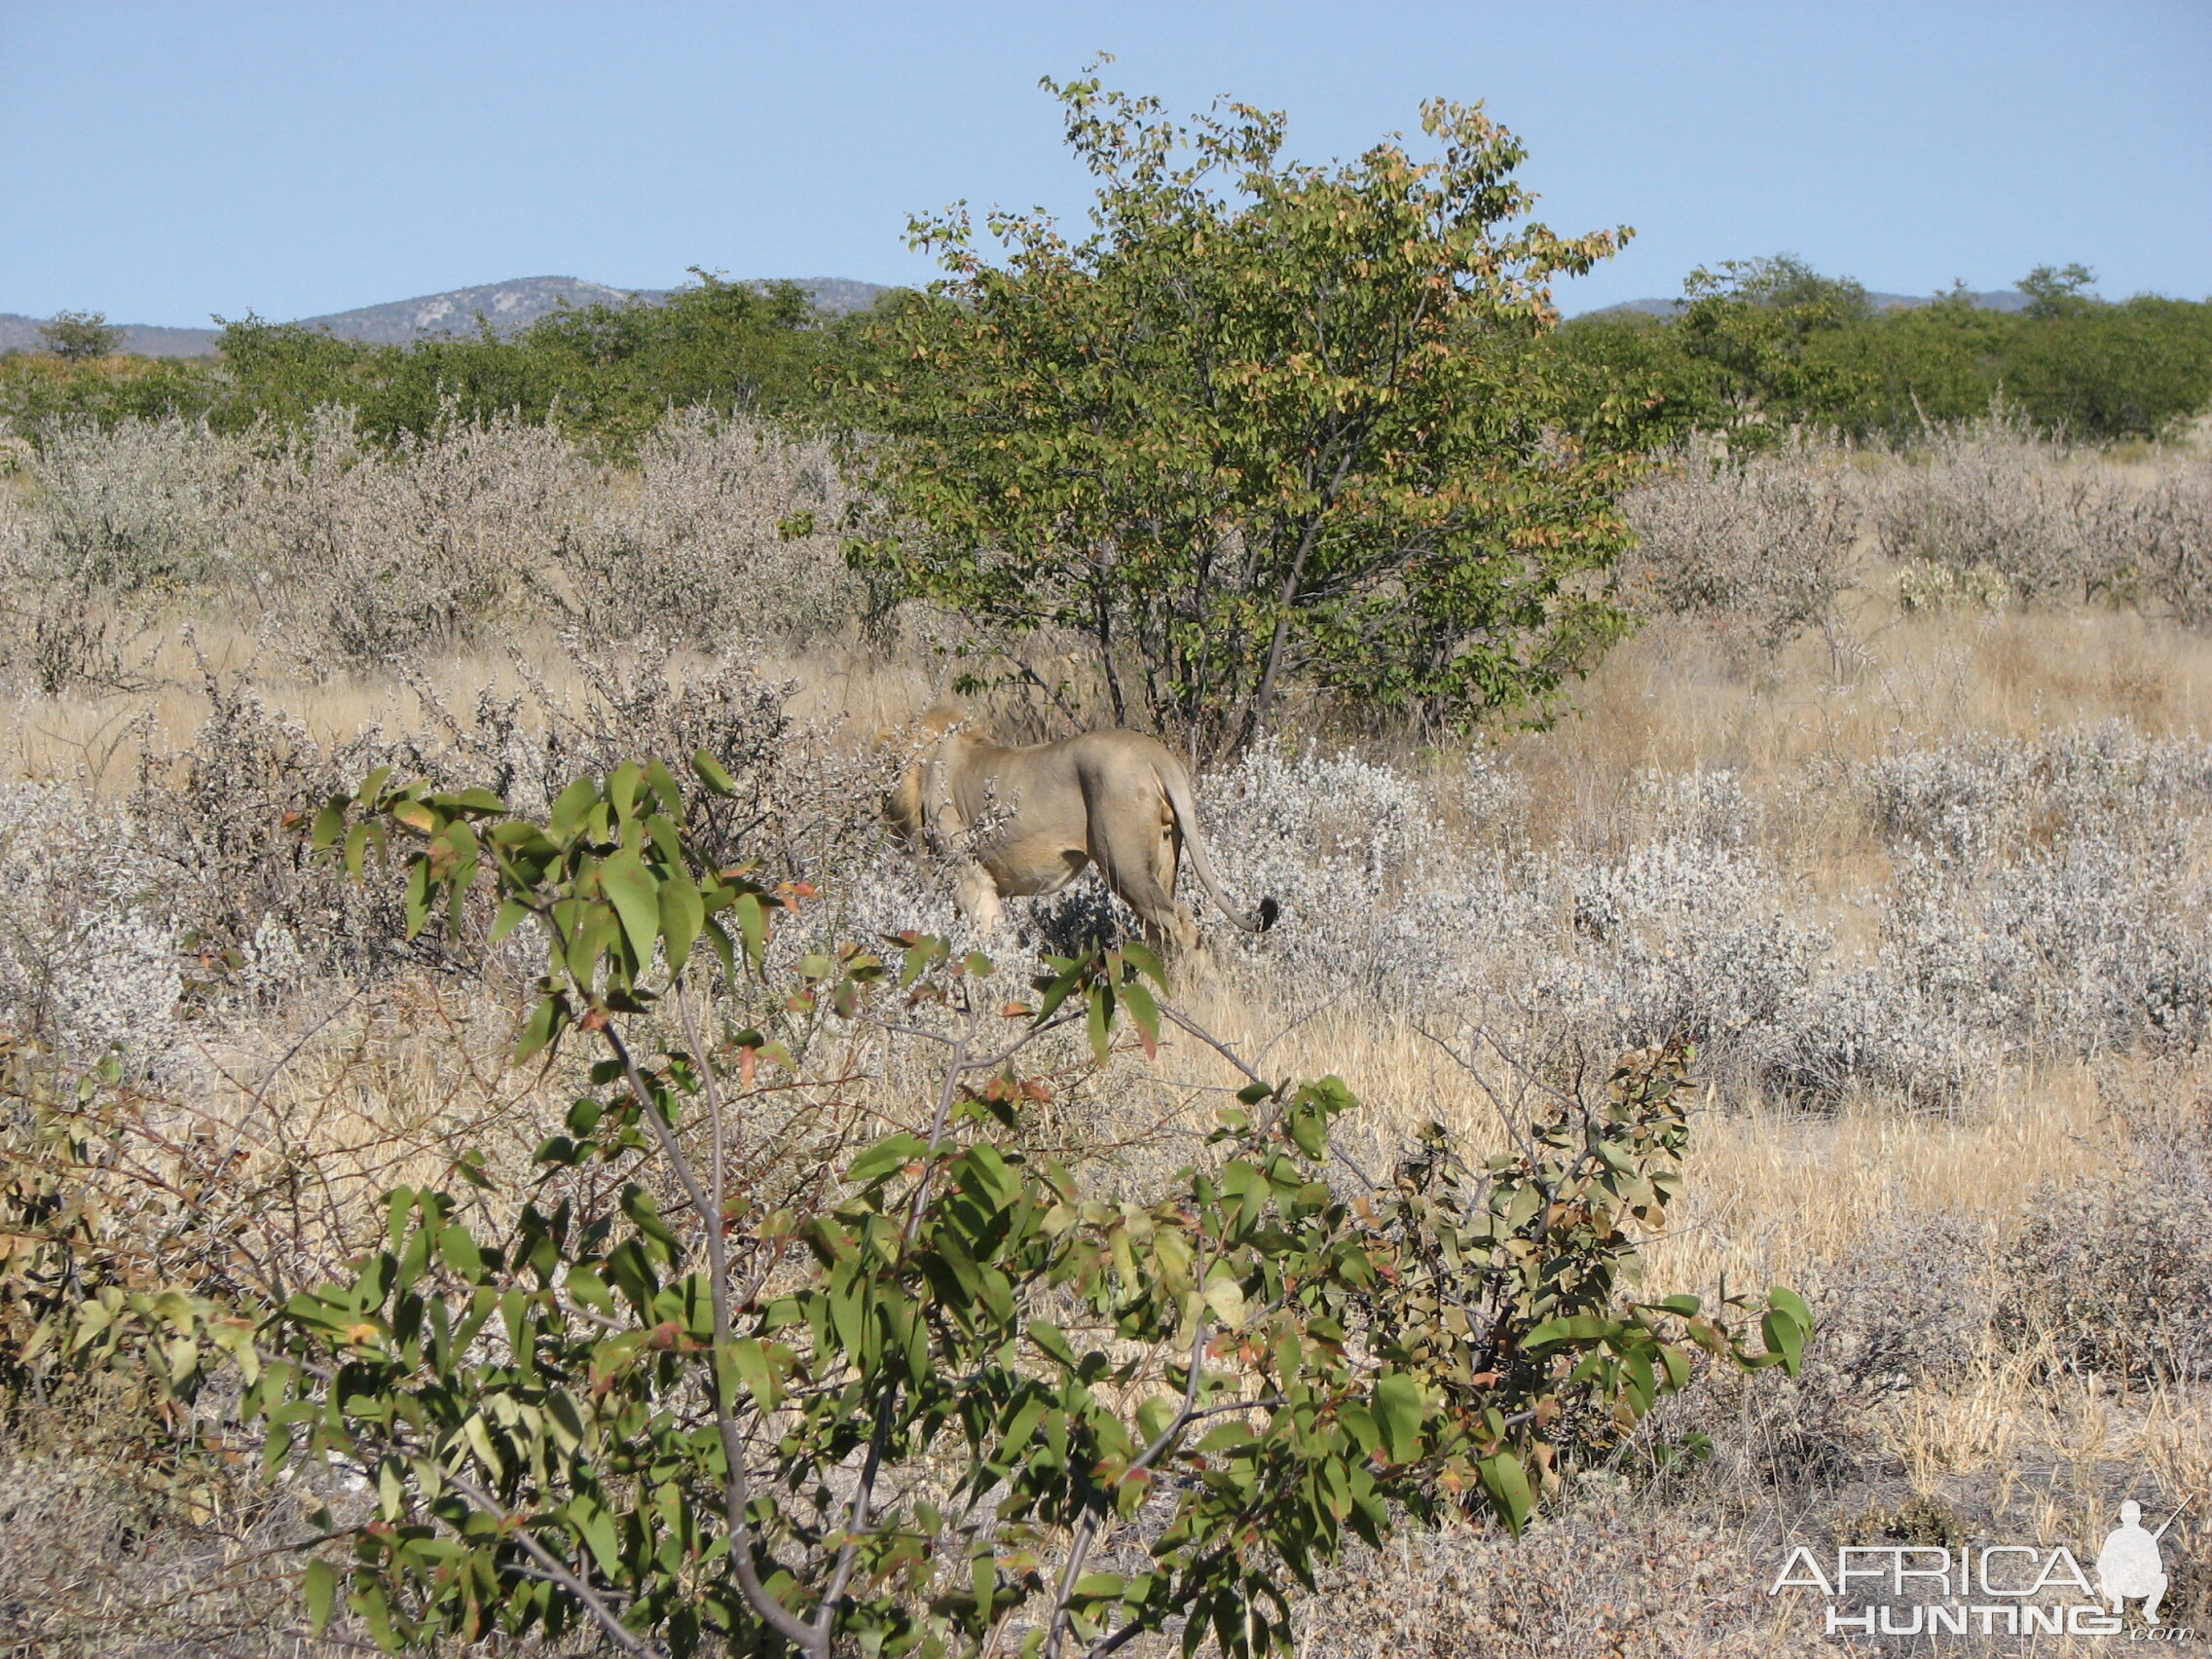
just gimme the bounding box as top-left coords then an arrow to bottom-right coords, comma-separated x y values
1092,790 -> 1200,965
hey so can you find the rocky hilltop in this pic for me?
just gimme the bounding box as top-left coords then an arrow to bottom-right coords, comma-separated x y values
0,275 -> 894,358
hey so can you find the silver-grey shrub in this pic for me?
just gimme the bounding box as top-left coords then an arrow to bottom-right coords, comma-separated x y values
21,415 -> 241,595
0,405 -> 870,682
1997,1092 -> 2212,1383
1869,417 -> 2105,603
0,417 -> 244,690
1622,440 -> 1865,654
0,783 -> 180,1065
233,404 -> 588,666
1171,728 -> 2212,1107
1197,747 -> 1834,1087
2094,457 -> 2212,627
563,409 -> 862,646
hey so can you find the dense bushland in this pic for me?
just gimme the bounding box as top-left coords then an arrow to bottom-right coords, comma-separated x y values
5,417 -> 2212,1656
0,407 -> 859,690
0,273 -> 870,454
1550,255 -> 2212,447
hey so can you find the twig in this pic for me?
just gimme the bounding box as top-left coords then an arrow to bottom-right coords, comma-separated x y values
442,1470 -> 665,1659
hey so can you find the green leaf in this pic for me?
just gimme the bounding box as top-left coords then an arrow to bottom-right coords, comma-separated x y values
723,1338 -> 782,1412
848,1132 -> 930,1188
354,765 -> 393,809
735,892 -> 767,971
1122,977 -> 1161,1058
642,757 -> 684,817
1202,1275 -> 1247,1330
1134,1394 -> 1179,1447
1118,939 -> 1169,992
1372,1371 -> 1424,1463
515,993 -> 563,1064
691,748 -> 736,794
548,777 -> 598,838
1761,1306 -> 1806,1377
1087,980 -> 1113,1063
1480,1451 -> 1533,1535
437,1225 -> 484,1281
1768,1285 -> 1813,1336
303,1559 -> 338,1635
1027,1322 -> 1081,1370
568,1494 -> 623,1578
1524,1313 -> 1612,1350
599,849 -> 661,964
338,823 -> 369,884
657,870 -> 705,977
608,760 -> 644,823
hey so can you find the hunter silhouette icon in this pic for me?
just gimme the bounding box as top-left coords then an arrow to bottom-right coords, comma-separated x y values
2096,1498 -> 2188,1621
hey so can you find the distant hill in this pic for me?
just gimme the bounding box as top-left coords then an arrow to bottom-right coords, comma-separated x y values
290,276 -> 662,346
0,275 -> 896,359
1577,288 -> 2033,320
0,313 -> 229,357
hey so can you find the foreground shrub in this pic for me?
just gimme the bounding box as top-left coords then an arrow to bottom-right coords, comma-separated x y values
1996,1082 -> 2212,1385
27,754 -> 1806,1659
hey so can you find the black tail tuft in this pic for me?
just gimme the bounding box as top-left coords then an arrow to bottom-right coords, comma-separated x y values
1257,896 -> 1280,932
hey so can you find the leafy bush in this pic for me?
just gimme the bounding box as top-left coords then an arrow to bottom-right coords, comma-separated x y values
28,753 -> 1805,1659
36,312 -> 123,362
0,273 -> 873,454
847,73 -> 1639,755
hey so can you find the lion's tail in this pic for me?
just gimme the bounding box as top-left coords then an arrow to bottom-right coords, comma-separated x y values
1159,763 -> 1279,935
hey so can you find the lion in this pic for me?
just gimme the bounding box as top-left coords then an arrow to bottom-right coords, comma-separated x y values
885,719 -> 1277,958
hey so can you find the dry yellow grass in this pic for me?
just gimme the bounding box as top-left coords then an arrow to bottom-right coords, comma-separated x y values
15,586 -> 2206,1278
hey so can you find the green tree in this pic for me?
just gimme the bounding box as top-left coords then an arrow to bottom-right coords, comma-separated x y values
2018,262 -> 2098,320
37,310 -> 124,361
1670,254 -> 1876,440
201,275 -> 864,453
845,72 -> 1641,756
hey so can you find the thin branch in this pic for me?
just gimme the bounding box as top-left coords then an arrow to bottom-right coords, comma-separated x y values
442,1469 -> 665,1659
597,1016 -> 817,1654
1159,1006 -> 1263,1085
1047,1316 -> 1212,1659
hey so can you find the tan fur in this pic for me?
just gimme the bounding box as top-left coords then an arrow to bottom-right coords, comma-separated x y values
886,725 -> 1276,957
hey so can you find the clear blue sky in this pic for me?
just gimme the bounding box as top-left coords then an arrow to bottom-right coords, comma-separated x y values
3,0 -> 2207,325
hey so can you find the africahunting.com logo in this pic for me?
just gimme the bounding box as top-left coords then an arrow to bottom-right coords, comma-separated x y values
1770,1499 -> 2196,1641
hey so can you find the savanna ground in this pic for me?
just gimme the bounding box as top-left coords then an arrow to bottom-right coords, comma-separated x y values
3,413 -> 2211,1657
